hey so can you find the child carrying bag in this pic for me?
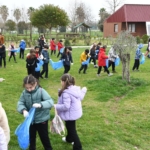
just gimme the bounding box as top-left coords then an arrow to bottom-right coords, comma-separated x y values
50,107 -> 65,136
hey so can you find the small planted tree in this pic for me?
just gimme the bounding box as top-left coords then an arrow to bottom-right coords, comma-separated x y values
113,30 -> 137,83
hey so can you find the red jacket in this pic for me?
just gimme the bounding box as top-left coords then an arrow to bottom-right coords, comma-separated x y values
50,40 -> 56,50
98,48 -> 108,66
57,42 -> 63,51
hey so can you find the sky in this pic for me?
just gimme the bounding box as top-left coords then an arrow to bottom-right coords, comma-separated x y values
0,0 -> 150,21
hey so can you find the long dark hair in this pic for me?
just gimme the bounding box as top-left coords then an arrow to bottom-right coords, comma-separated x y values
58,74 -> 75,96
23,75 -> 40,87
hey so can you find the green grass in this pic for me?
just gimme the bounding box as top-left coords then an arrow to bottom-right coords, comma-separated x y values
0,47 -> 150,150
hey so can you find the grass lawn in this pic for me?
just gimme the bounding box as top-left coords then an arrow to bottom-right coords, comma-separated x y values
0,47 -> 150,150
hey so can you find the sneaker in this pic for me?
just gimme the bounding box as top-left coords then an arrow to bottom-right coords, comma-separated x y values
44,77 -> 48,79
78,70 -> 81,74
97,74 -> 100,77
108,73 -> 113,76
62,137 -> 74,145
112,71 -> 117,73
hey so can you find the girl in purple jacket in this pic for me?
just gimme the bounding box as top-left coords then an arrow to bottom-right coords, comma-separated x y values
55,74 -> 87,150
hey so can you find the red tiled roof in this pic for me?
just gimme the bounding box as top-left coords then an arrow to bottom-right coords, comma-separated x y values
106,4 -> 150,22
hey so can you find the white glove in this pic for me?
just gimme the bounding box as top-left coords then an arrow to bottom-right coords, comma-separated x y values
43,58 -> 46,60
32,103 -> 42,108
39,54 -> 43,60
71,63 -> 73,65
23,110 -> 29,118
82,87 -> 87,93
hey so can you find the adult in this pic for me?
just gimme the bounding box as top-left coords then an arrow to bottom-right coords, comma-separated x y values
145,38 -> 150,56
0,33 -> 4,45
0,44 -> 6,68
38,35 -> 45,54
19,39 -> 26,59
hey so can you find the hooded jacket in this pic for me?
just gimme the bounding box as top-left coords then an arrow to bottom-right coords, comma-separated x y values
57,42 -> 63,51
108,47 -> 118,62
17,86 -> 54,124
56,85 -> 87,121
19,40 -> 26,49
50,40 -> 56,50
98,48 -> 108,66
0,103 -> 10,144
135,44 -> 143,59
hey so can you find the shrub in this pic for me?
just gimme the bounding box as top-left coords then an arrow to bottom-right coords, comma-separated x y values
136,36 -> 141,44
64,39 -> 71,46
142,34 -> 149,44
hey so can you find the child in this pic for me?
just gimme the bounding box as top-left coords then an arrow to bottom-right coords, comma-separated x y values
144,38 -> 150,56
57,40 -> 64,58
40,45 -> 50,79
0,44 -> 6,68
19,39 -> 26,59
8,43 -> 17,63
89,45 -> 97,68
54,74 -> 87,150
78,49 -> 89,74
60,47 -> 73,74
108,46 -> 118,73
0,102 -> 10,149
50,38 -> 56,56
26,49 -> 39,77
132,43 -> 143,71
34,46 -> 43,80
17,75 -> 54,150
97,45 -> 113,77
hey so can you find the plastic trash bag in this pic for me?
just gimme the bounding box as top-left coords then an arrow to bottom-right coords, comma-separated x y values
82,57 -> 90,65
35,59 -> 44,72
140,54 -> 145,64
49,59 -> 64,70
106,59 -> 109,68
11,48 -> 20,53
115,57 -> 120,66
15,108 -> 35,150
60,48 -> 64,54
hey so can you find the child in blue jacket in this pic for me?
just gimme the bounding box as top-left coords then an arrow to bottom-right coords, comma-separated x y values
132,43 -> 143,71
19,40 -> 26,59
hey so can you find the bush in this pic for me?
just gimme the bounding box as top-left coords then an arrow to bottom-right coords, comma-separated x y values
64,39 -> 71,46
84,36 -> 91,46
136,36 -> 141,44
142,34 -> 149,44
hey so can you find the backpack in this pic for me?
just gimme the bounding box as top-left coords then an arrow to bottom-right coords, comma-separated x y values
26,58 -> 36,68
50,107 -> 65,136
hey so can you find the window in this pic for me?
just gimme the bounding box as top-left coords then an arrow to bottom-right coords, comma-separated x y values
128,24 -> 135,32
114,24 -> 118,32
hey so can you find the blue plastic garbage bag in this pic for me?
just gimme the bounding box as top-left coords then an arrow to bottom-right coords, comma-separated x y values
11,47 -> 20,53
49,59 -> 64,70
35,59 -> 44,72
82,57 -> 90,65
106,59 -> 109,68
115,57 -> 120,66
15,108 -> 35,150
140,54 -> 145,64
60,48 -> 64,54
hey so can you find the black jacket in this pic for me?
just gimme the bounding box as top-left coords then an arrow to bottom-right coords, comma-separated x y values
0,45 -> 6,57
61,52 -> 73,66
26,56 -> 39,68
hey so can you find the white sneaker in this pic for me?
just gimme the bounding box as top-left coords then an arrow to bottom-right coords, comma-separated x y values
97,74 -> 100,77
108,73 -> 113,76
62,137 -> 74,145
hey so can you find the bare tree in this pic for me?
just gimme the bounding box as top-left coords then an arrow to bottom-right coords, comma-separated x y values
27,7 -> 35,41
13,8 -> 21,23
105,0 -> 125,13
0,5 -> 9,24
112,30 -> 137,83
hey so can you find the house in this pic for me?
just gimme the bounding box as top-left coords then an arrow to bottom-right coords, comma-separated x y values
103,4 -> 150,38
73,22 -> 91,33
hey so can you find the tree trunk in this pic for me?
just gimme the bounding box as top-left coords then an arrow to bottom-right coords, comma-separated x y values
121,54 -> 126,80
126,54 -> 130,83
30,23 -> 32,41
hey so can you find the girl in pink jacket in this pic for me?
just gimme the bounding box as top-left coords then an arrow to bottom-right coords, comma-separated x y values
55,74 -> 87,150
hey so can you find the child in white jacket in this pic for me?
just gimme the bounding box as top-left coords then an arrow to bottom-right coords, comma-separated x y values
0,103 -> 10,150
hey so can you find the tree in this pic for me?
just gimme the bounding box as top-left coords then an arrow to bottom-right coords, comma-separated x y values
27,7 -> 35,41
98,8 -> 110,31
76,3 -> 85,23
105,0 -> 124,13
18,21 -> 28,34
0,5 -> 9,24
13,8 -> 21,23
5,19 -> 16,32
112,30 -> 137,83
31,4 -> 69,38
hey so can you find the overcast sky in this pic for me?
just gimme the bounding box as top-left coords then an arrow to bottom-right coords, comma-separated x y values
0,0 -> 150,21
